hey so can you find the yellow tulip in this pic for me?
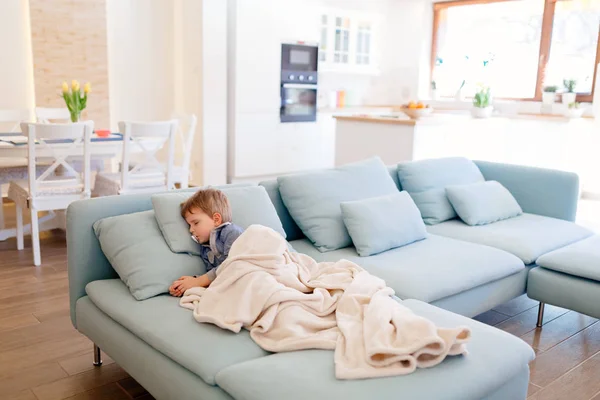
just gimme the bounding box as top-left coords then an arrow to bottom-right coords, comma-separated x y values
62,81 -> 69,93
84,82 -> 91,94
72,80 -> 80,92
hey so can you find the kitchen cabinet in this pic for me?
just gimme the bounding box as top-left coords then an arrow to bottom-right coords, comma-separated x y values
318,10 -> 380,75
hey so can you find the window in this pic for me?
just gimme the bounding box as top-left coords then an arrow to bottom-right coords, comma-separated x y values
334,16 -> 351,63
431,0 -> 600,101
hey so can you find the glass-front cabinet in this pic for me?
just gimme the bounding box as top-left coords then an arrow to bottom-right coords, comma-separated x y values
318,10 -> 379,74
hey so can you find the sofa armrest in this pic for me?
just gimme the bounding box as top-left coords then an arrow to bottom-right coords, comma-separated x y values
474,160 -> 580,222
67,194 -> 157,328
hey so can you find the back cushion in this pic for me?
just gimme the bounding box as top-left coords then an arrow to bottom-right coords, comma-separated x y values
93,210 -> 204,300
259,180 -> 305,241
152,185 -> 287,255
397,157 -> 484,225
277,156 -> 399,252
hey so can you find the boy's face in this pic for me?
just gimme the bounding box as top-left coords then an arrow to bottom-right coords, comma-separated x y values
184,208 -> 222,244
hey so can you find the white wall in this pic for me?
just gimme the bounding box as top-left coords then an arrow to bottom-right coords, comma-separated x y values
106,0 -> 175,129
106,0 -> 228,186
0,0 -> 35,122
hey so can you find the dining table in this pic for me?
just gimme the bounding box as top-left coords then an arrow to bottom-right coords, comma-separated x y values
0,132 -> 162,241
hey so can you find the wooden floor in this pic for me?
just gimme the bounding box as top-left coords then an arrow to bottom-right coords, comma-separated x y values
0,202 -> 599,400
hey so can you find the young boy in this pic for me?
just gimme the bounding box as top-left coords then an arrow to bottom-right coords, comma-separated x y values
169,188 -> 243,297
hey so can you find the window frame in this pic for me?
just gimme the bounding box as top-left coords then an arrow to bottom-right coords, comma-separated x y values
431,0 -> 600,102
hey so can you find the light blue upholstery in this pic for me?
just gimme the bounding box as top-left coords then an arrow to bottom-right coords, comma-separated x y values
152,185 -> 286,255
536,235 -> 600,282
340,191 -> 427,256
432,267 -> 531,318
277,157 -> 399,252
397,157 -> 485,225
68,193 -> 161,327
446,180 -> 522,226
427,213 -> 593,264
93,210 -> 204,300
474,160 -> 580,222
259,180 -> 305,241
85,279 -> 268,385
289,235 -> 524,303
215,299 -> 534,400
76,297 -> 233,400
527,267 -> 600,319
258,165 -> 401,242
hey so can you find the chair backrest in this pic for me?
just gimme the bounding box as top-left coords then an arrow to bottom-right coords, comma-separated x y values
119,120 -> 178,193
20,121 -> 93,198
0,109 -> 31,131
35,107 -> 70,123
171,113 -> 198,177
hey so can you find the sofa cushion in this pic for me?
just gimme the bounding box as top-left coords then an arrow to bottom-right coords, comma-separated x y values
85,279 -> 268,386
536,235 -> 600,282
152,185 -> 286,255
340,191 -> 427,256
93,210 -> 204,300
427,213 -> 593,265
277,157 -> 399,252
259,180 -> 305,241
215,299 -> 535,400
397,157 -> 485,225
446,181 -> 522,226
289,235 -> 524,303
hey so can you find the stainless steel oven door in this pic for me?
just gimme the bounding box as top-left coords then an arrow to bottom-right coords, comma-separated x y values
280,83 -> 317,123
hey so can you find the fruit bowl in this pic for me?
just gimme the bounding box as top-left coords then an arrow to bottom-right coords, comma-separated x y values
398,103 -> 433,119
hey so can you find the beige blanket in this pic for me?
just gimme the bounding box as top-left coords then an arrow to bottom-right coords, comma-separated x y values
180,224 -> 471,379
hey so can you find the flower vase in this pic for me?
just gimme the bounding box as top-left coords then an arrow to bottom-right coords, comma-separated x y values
562,92 -> 576,106
70,112 -> 80,123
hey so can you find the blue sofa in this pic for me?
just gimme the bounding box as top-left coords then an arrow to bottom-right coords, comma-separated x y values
67,158 -> 592,400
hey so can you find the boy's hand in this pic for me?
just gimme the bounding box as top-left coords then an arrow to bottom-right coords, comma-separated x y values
169,275 -> 210,297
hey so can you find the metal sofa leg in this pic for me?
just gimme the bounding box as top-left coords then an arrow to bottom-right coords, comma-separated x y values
536,302 -> 545,328
93,344 -> 103,366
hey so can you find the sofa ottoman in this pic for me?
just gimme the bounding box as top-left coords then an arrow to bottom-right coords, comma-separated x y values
215,299 -> 535,400
528,235 -> 600,325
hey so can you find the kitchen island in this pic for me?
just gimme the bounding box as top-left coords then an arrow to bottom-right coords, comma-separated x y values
334,111 -> 600,195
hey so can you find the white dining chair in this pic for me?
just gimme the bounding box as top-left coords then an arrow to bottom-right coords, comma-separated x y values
8,121 -> 93,266
171,113 -> 197,188
93,120 -> 178,196
35,107 -> 70,123
0,109 -> 31,231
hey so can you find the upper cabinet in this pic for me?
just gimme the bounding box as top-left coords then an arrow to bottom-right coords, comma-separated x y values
318,10 -> 380,75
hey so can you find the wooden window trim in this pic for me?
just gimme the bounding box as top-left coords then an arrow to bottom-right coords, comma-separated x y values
431,0 -> 600,102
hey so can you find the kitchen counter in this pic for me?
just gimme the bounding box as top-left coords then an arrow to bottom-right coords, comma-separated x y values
334,109 -> 600,196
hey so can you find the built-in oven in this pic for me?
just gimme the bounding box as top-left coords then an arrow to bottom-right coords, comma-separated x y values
280,83 -> 317,122
280,42 -> 319,123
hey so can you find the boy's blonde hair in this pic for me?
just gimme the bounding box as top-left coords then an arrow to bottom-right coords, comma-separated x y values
180,188 -> 232,222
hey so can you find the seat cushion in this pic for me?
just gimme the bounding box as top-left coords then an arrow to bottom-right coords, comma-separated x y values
215,299 -> 535,400
289,235 -> 524,303
427,213 -> 593,265
277,156 -> 399,252
536,235 -> 600,282
85,279 -> 268,386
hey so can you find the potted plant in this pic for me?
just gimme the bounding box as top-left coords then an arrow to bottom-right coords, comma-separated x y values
542,85 -> 558,105
471,86 -> 493,118
565,101 -> 585,118
562,79 -> 577,106
61,80 -> 91,122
